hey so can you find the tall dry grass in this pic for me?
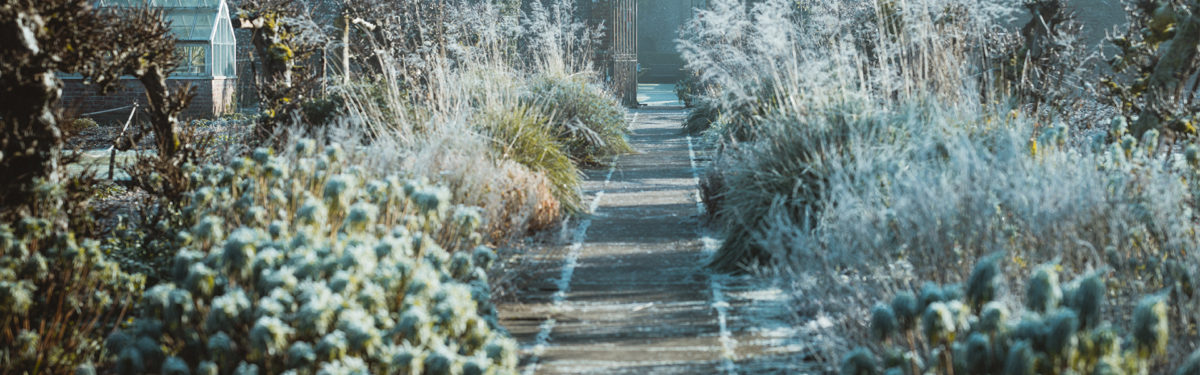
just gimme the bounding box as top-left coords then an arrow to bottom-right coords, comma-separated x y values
682,0 -> 1200,370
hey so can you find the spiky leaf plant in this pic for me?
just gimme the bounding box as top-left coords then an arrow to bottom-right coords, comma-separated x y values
524,73 -> 633,165
476,103 -> 583,213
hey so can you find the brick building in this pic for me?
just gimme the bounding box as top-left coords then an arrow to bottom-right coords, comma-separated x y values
62,0 -> 238,121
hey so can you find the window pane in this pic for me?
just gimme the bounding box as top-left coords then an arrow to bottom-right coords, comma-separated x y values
176,45 -> 207,75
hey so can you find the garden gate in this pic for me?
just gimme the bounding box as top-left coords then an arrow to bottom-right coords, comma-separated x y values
611,0 -> 637,107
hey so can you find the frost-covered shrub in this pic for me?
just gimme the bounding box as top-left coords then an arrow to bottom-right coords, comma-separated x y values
109,143 -> 518,374
846,256 -> 1181,374
746,101 -> 1200,367
524,72 -> 632,165
476,102 -> 582,213
0,184 -> 145,374
707,96 -> 895,271
682,97 -> 720,136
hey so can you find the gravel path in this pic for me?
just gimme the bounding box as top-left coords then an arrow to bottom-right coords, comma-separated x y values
498,108 -> 814,374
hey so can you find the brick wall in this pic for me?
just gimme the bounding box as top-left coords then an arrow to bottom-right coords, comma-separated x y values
60,77 -> 236,123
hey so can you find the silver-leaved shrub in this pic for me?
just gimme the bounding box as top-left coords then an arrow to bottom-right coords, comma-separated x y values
107,141 -> 517,374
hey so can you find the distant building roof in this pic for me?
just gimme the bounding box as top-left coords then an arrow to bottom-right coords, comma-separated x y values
95,0 -> 229,41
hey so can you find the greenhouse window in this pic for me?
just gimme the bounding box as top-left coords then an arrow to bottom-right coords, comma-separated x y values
177,44 -> 208,75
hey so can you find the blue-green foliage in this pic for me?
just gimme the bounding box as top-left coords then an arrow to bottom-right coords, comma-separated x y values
109,143 -> 517,374
850,258 -> 1179,375
0,186 -> 145,374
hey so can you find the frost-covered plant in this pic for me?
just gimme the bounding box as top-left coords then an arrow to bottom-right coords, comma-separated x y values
848,258 -> 1179,374
685,0 -> 1200,370
475,102 -> 582,213
524,72 -> 632,165
108,142 -> 517,374
706,96 -> 894,271
0,183 -> 145,374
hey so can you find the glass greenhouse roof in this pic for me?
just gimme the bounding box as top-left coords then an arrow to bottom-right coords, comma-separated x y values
95,0 -> 229,41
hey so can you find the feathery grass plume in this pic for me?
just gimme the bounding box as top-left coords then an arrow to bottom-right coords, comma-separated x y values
207,331 -> 235,364
1026,264 -> 1062,313
115,346 -> 145,374
966,253 -> 1004,312
1131,295 -> 1168,359
345,202 -> 378,233
841,347 -> 879,375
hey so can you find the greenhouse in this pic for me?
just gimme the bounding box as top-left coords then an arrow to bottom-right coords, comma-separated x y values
62,0 -> 239,119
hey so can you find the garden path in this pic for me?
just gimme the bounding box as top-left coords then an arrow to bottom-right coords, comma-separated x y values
497,106 -> 813,374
